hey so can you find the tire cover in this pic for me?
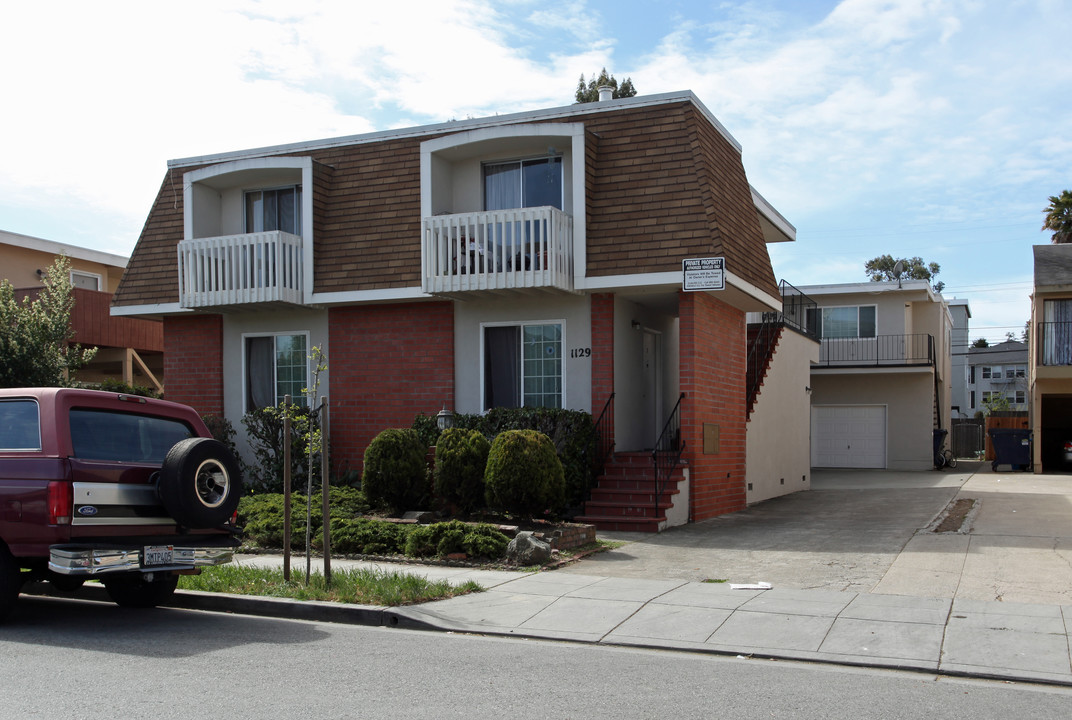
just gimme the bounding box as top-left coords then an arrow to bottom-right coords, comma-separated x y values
159,437 -> 243,528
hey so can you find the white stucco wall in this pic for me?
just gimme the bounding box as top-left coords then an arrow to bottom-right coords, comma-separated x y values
612,297 -> 680,451
453,294 -> 592,415
746,328 -> 818,503
221,309 -> 330,460
810,370 -> 934,470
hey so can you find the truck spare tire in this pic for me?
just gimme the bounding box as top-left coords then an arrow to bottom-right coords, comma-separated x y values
159,438 -> 242,528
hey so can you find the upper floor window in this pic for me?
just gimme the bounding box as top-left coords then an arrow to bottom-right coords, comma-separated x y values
484,156 -> 562,211
70,270 -> 102,291
809,305 -> 876,339
245,332 -> 309,412
246,186 -> 302,235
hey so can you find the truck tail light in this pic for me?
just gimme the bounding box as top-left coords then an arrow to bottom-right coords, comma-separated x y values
48,482 -> 72,525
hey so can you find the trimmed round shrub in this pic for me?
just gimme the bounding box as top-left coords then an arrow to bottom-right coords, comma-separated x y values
434,428 -> 490,512
361,428 -> 429,515
484,429 -> 565,517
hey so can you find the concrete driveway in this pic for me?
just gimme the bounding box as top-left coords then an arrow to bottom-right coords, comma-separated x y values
564,462 -> 1072,606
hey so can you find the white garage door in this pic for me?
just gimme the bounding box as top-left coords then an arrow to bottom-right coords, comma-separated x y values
812,405 -> 887,468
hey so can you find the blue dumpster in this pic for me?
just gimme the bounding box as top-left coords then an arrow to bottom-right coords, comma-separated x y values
988,428 -> 1032,472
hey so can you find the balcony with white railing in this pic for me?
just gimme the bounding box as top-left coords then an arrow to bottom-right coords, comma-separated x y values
177,231 -> 303,309
421,207 -> 574,295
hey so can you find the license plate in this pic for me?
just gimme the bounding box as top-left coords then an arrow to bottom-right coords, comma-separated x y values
143,545 -> 174,566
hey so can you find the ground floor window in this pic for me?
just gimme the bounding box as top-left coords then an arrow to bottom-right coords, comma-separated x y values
245,332 -> 309,411
483,322 -> 562,409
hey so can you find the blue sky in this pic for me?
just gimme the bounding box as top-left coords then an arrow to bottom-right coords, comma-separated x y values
2,0 -> 1069,344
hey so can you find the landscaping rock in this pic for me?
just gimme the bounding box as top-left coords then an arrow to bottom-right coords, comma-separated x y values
506,531 -> 552,565
402,510 -> 436,523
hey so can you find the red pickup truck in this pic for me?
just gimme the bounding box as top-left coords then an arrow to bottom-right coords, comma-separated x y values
0,388 -> 243,621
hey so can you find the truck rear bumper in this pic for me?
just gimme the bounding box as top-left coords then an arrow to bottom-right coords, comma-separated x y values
49,540 -> 239,576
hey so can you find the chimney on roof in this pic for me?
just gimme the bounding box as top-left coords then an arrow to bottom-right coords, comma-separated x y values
598,85 -> 614,102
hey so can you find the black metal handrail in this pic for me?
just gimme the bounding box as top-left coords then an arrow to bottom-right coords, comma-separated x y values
779,280 -> 819,340
746,317 -> 779,413
1037,321 -> 1072,366
816,334 -> 934,367
593,392 -> 615,478
652,393 -> 686,514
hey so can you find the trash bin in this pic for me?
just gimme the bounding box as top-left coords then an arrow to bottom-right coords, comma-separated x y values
932,428 -> 948,468
988,428 -> 1032,472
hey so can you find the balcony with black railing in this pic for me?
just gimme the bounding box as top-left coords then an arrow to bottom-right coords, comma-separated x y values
815,334 -> 935,368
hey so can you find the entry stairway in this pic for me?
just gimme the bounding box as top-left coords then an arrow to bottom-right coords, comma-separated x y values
575,452 -> 687,532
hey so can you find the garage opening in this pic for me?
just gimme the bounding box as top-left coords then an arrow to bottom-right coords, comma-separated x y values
1040,395 -> 1072,473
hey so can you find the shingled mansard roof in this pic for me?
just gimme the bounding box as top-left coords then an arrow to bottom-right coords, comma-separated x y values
114,91 -> 789,310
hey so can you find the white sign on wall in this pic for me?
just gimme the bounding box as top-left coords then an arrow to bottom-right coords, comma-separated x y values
682,257 -> 725,292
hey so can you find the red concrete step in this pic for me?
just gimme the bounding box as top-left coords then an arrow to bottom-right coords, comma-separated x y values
572,514 -> 665,533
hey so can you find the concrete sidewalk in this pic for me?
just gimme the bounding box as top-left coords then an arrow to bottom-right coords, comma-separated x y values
32,462 -> 1072,686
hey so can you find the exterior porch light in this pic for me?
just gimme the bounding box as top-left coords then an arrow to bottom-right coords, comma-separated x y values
436,406 -> 455,431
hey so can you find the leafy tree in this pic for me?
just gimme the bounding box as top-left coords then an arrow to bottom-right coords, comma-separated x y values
575,68 -> 637,103
971,338 -> 989,348
864,254 -> 943,293
1042,190 -> 1072,244
0,256 -> 96,387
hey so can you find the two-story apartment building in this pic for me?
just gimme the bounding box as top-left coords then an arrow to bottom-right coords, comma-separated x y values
1030,244 -> 1072,472
795,280 -> 953,471
967,340 -> 1028,414
111,91 -> 810,530
1,229 -> 163,391
947,298 -> 971,418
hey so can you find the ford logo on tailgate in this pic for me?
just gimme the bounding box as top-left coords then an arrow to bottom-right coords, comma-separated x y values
77,506 -> 99,517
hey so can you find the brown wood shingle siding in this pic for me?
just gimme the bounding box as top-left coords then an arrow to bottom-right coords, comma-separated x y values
114,98 -> 779,307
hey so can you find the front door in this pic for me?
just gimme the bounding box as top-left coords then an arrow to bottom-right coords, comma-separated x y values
641,330 -> 660,448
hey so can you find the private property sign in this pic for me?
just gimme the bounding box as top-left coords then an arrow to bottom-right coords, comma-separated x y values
682,257 -> 725,291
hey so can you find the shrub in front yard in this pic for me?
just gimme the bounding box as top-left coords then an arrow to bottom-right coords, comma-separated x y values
434,427 -> 490,512
414,407 -> 597,510
317,517 -> 410,555
404,520 -> 510,559
362,428 -> 429,515
484,429 -> 565,517
238,486 -> 369,550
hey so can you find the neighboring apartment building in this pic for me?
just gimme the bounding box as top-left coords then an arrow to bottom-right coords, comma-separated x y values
967,340 -> 1028,414
1,229 -> 163,391
795,280 -> 953,471
1030,244 -> 1072,472
111,91 -> 811,531
947,298 -> 971,418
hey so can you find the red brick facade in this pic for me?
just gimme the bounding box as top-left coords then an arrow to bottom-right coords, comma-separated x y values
590,293 -> 615,439
163,315 -> 223,415
328,301 -> 454,473
679,291 -> 747,521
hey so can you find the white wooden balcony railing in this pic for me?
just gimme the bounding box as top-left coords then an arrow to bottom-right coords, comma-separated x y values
422,207 -> 574,294
177,231 -> 303,308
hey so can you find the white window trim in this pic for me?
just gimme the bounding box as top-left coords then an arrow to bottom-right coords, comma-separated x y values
240,330 -> 311,414
70,269 -> 102,291
479,319 -> 566,411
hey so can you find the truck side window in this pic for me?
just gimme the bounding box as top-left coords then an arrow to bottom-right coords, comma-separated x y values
0,399 -> 41,451
69,409 -> 194,463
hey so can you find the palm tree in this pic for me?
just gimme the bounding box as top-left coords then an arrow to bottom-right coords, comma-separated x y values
1043,190 -> 1072,244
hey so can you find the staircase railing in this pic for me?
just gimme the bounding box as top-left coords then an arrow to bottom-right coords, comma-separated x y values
594,392 -> 615,478
652,393 -> 686,513
746,317 -> 780,414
